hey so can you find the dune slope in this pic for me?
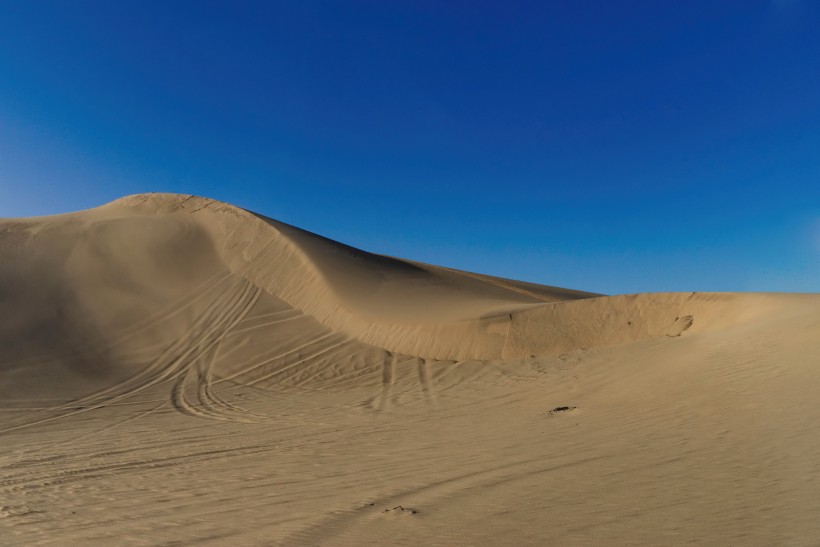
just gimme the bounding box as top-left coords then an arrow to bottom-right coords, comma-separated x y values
1,193 -> 819,545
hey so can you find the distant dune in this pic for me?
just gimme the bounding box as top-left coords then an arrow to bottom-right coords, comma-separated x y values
2,193 -> 819,545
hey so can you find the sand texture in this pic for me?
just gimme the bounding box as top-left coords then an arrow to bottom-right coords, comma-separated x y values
1,193 -> 819,545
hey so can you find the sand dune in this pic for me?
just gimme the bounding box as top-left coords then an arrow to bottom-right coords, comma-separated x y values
1,193 -> 819,545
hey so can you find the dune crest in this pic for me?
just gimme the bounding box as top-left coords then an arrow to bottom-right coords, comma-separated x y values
5,192 -> 788,362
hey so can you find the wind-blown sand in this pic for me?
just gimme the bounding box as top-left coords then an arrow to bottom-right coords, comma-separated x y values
1,193 -> 818,545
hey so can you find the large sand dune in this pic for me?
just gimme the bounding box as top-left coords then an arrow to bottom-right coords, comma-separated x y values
1,193 -> 819,545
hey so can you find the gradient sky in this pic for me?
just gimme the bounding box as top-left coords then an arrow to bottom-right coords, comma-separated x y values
1,1 -> 818,295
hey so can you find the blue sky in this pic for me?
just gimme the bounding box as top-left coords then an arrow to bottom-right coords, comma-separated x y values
1,1 -> 817,294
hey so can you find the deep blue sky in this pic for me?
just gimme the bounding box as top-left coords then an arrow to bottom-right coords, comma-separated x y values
1,1 -> 818,294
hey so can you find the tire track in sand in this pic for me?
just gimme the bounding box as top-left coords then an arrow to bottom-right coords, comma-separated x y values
0,277 -> 261,434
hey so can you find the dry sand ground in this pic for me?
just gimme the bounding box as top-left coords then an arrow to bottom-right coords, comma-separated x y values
1,193 -> 819,545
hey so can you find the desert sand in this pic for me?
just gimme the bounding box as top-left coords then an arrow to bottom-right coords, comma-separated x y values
1,193 -> 819,545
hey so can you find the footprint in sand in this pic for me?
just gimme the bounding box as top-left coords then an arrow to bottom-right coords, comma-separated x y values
548,405 -> 577,415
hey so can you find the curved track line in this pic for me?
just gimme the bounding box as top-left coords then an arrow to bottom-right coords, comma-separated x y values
0,278 -> 261,433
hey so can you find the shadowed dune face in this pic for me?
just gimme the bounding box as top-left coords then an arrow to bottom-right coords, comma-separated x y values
253,212 -> 600,322
1,193 -> 819,545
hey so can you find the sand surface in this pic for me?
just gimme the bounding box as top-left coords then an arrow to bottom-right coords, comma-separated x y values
1,193 -> 819,545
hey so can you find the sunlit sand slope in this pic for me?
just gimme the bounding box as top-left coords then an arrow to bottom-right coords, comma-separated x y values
1,193 -> 818,545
